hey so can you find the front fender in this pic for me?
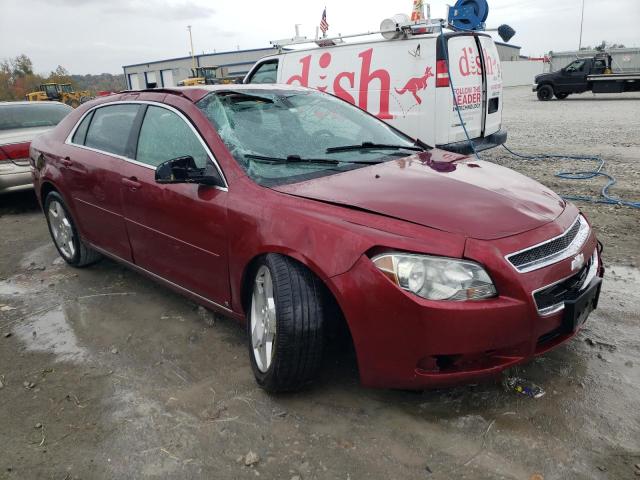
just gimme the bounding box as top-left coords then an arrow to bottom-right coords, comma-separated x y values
225,178 -> 466,313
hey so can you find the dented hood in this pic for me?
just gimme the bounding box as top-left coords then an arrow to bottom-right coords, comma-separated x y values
273,150 -> 566,240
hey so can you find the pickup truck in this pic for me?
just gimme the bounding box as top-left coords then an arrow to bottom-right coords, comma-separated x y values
533,55 -> 640,101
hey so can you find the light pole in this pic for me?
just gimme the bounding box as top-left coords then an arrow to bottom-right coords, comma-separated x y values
578,0 -> 585,51
187,25 -> 196,70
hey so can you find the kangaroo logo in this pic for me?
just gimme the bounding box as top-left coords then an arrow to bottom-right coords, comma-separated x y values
394,66 -> 434,105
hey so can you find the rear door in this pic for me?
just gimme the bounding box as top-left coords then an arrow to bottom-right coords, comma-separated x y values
444,34 -> 484,143
62,104 -> 139,261
478,35 -> 502,136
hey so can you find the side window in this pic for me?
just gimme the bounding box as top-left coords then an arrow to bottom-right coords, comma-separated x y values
71,111 -> 94,145
247,61 -> 278,84
136,106 -> 209,168
84,104 -> 139,156
566,60 -> 585,73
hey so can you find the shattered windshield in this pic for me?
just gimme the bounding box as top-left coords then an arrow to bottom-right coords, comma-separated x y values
197,89 -> 418,186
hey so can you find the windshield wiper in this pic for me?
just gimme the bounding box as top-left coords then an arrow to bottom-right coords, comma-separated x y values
245,154 -> 386,165
326,141 -> 425,154
245,154 -> 341,165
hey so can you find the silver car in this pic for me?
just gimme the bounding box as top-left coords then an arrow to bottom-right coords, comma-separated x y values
0,101 -> 72,194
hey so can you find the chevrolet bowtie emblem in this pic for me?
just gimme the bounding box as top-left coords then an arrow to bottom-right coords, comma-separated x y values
571,253 -> 585,271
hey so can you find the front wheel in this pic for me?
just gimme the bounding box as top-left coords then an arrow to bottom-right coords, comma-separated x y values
555,92 -> 569,100
537,85 -> 554,101
44,192 -> 102,267
247,254 -> 325,392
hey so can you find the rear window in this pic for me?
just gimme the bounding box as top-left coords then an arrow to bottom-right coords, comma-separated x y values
0,103 -> 72,131
84,104 -> 139,157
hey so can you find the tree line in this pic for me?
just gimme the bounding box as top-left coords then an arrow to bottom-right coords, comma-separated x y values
0,54 -> 125,101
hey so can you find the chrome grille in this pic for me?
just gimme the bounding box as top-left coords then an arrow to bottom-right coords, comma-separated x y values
533,249 -> 598,315
506,216 -> 590,273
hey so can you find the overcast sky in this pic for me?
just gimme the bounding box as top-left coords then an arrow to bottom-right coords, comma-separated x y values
1,0 -> 638,74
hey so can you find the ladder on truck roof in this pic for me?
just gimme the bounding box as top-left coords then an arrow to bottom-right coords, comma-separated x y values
269,0 -> 515,52
269,18 -> 447,52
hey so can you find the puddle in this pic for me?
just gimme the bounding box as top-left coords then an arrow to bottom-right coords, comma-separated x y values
13,304 -> 88,362
0,279 -> 29,296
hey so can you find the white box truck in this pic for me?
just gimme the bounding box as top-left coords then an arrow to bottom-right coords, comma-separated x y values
244,31 -> 507,154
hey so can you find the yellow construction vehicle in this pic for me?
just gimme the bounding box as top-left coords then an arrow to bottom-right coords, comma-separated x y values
177,67 -> 219,86
25,83 -> 92,108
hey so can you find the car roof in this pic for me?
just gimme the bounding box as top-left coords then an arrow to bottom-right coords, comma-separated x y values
0,101 -> 70,106
116,83 -> 313,103
143,84 -> 309,94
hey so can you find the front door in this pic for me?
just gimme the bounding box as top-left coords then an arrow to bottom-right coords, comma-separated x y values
557,59 -> 588,93
120,104 -> 230,306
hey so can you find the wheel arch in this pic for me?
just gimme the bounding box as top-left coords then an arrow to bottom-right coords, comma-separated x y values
238,250 -> 357,360
536,81 -> 554,91
239,249 -> 343,312
40,180 -> 59,204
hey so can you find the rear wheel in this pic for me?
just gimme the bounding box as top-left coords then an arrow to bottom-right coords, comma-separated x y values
44,192 -> 101,267
247,254 -> 325,392
537,85 -> 554,101
555,92 -> 569,100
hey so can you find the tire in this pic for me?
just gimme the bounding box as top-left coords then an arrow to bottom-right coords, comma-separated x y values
247,254 -> 325,392
555,92 -> 569,100
537,85 -> 554,101
44,191 -> 102,267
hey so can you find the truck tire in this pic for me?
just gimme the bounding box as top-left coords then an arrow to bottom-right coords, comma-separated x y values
555,92 -> 569,100
247,254 -> 325,392
537,85 -> 553,101
44,192 -> 102,267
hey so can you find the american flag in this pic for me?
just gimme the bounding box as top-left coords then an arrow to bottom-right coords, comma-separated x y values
320,7 -> 329,35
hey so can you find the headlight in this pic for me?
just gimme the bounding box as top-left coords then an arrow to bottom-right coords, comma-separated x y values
372,253 -> 497,301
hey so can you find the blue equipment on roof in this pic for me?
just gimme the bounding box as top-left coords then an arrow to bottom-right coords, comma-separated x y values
447,0 -> 489,31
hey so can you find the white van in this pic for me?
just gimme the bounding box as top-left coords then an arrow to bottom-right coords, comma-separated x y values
244,32 -> 506,154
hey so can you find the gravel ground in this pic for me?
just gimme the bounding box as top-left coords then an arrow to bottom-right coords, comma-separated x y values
0,87 -> 639,480
483,86 -> 640,266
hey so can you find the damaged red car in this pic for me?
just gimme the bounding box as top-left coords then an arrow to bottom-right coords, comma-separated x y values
30,85 -> 604,392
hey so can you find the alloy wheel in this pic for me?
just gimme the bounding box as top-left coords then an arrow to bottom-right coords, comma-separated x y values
250,265 -> 277,372
48,200 -> 75,259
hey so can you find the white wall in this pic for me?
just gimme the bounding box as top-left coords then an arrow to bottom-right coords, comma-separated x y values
501,61 -> 546,87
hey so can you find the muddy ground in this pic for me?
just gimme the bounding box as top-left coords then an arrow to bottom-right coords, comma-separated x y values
1,86 -> 639,480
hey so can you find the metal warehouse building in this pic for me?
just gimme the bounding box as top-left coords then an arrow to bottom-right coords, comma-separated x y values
123,40 -> 521,89
122,47 -> 278,89
494,41 -> 521,61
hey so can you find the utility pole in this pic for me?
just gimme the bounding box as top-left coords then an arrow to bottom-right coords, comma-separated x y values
187,25 -> 196,69
578,0 -> 585,51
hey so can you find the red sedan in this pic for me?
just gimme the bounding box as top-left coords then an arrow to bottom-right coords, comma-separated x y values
30,85 -> 603,392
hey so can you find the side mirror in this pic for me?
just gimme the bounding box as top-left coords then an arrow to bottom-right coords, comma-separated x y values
155,156 -> 224,187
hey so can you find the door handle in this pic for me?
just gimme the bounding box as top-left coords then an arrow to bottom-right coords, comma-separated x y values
61,156 -> 73,167
122,177 -> 142,190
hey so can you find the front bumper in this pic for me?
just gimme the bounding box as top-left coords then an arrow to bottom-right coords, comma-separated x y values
331,209 -> 602,390
438,128 -> 508,155
0,162 -> 33,194
532,83 -> 539,92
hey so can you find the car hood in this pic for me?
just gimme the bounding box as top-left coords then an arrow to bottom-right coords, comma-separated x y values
534,73 -> 553,82
0,126 -> 53,145
273,150 -> 565,240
